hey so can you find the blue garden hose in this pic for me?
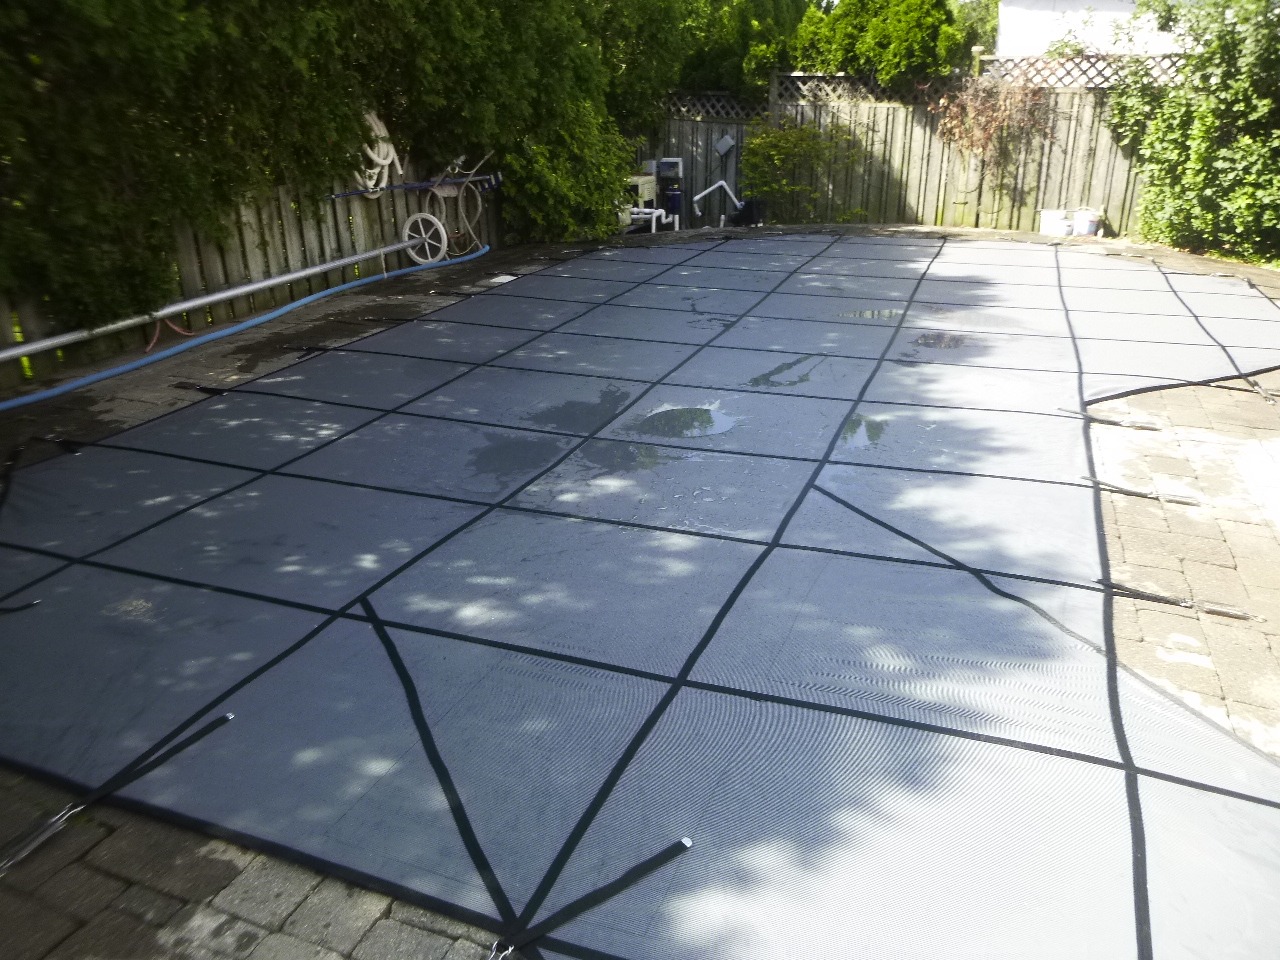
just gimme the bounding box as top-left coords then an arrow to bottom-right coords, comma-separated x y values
0,246 -> 491,414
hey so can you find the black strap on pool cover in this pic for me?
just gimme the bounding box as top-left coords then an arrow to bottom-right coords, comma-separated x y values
0,713 -> 234,876
498,838 -> 692,953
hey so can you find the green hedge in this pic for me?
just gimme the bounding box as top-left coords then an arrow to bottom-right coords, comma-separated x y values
0,0 -> 665,329
1110,0 -> 1280,263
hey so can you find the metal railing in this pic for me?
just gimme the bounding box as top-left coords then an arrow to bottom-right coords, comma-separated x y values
0,237 -> 425,367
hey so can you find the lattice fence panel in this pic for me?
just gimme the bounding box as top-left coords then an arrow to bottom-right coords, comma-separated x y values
775,73 -> 946,106
980,55 -> 1185,89
666,94 -> 766,122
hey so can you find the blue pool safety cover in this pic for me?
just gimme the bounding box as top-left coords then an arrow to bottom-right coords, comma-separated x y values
3,235 -> 1280,959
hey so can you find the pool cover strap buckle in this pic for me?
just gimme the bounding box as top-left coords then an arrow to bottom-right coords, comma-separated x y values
1062,408 -> 1163,431
492,837 -> 692,955
1101,580 -> 1265,622
1086,477 -> 1202,507
1213,379 -> 1279,405
0,713 -> 235,877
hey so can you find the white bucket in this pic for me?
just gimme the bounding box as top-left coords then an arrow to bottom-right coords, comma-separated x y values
1073,208 -> 1102,236
1039,209 -> 1072,236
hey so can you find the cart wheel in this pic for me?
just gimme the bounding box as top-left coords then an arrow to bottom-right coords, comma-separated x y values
402,213 -> 447,264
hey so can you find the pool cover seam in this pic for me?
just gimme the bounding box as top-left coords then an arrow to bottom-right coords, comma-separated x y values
809,484 -> 1105,653
228,315 -> 1265,388
156,348 -> 1251,415
1055,245 -> 1153,960
477,278 -> 1270,322
80,393 -> 1091,480
512,233 -> 936,929
1155,263 -> 1280,408
1078,359 -> 1280,404
0,526 -> 1130,629
95,416 -> 1107,493
218,305 -> 1280,384
364,600 -> 519,926
246,321 -> 1280,379
4,370 -> 1274,612
9,559 -> 1272,822
5,506 -> 1274,824
361,614 -> 1142,772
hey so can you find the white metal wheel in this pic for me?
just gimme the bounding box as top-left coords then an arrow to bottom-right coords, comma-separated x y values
424,188 -> 452,241
402,213 -> 447,264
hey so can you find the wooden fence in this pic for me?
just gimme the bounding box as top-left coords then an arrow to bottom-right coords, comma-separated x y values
1,161 -> 497,391
4,79 -> 1143,392
665,88 -> 1142,239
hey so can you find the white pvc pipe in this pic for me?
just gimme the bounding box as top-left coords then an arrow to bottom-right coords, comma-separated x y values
0,237 -> 425,366
0,246 -> 491,412
692,180 -> 745,218
629,207 -> 678,233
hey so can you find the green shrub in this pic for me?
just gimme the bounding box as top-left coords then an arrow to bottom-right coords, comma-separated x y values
0,0 -> 671,330
1110,0 -> 1280,263
501,102 -> 634,243
739,119 -> 840,222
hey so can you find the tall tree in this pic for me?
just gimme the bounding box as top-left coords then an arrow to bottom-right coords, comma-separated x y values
792,0 -> 964,89
596,0 -> 691,135
679,0 -> 815,98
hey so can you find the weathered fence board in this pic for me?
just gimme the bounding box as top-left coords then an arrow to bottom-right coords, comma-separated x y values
195,232 -> 237,326
0,296 -> 22,391
276,188 -> 312,298
2,155 -> 500,389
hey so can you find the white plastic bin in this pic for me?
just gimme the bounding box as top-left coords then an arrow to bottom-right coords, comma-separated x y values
1039,209 -> 1072,236
1073,208 -> 1102,236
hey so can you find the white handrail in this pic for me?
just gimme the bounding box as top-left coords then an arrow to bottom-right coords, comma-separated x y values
692,181 -> 745,217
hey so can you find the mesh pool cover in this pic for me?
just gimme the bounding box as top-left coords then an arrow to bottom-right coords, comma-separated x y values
3,236 -> 1280,959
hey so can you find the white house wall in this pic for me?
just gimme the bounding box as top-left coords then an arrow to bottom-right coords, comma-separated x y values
997,0 -> 1181,56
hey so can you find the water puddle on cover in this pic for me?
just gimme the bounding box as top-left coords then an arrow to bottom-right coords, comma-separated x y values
748,355 -> 824,388
468,434 -> 563,481
628,405 -> 739,438
581,442 -> 682,474
527,384 -> 632,433
841,414 -> 888,449
913,332 -> 968,349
